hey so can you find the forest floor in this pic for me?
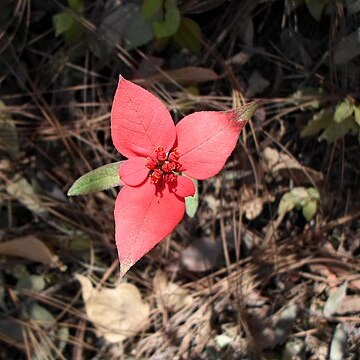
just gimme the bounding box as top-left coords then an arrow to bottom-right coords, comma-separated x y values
0,0 -> 360,359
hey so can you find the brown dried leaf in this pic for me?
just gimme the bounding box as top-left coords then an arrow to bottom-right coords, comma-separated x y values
335,295 -> 360,315
0,236 -> 59,267
76,274 -> 150,343
153,271 -> 193,313
142,66 -> 219,86
261,147 -> 323,184
241,185 -> 275,220
181,236 -> 222,272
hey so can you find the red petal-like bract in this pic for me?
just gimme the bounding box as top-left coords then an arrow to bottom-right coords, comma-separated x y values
119,157 -> 149,186
114,180 -> 185,277
170,175 -> 196,197
111,77 -> 176,158
176,111 -> 247,179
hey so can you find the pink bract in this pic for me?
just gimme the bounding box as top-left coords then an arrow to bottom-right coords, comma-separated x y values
111,77 -> 248,277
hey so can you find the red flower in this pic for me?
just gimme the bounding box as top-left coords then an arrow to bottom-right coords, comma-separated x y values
111,77 -> 249,276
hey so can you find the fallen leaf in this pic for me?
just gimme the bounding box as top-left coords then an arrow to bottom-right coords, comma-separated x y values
329,324 -> 347,360
6,176 -> 47,215
241,185 -> 275,220
142,66 -> 219,86
181,236 -> 222,272
153,271 -> 193,313
261,147 -> 323,184
76,274 -> 150,343
245,71 -> 270,97
323,282 -> 347,318
335,295 -> 360,315
0,236 -> 59,267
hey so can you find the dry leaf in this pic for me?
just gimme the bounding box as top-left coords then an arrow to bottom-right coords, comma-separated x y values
181,236 -> 222,272
335,295 -> 360,315
0,236 -> 59,267
241,185 -> 275,220
261,147 -> 323,184
153,271 -> 193,313
76,274 -> 150,343
141,66 -> 219,86
323,282 -> 347,318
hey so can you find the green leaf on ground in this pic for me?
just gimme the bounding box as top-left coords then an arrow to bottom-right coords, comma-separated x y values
154,0 -> 180,39
185,178 -> 198,217
320,116 -> 357,143
334,100 -> 354,123
173,17 -> 202,53
124,8 -> 155,49
301,107 -> 333,137
278,187 -> 319,221
67,161 -> 123,196
68,0 -> 82,12
142,0 -> 163,19
354,105 -> 360,126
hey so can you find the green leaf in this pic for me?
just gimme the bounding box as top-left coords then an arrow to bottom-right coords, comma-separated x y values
124,8 -> 155,49
27,302 -> 55,324
154,0 -> 180,39
354,105 -> 360,126
173,17 -> 202,53
68,0 -> 82,12
301,107 -> 333,137
305,0 -> 329,21
142,0 -> 163,19
67,161 -> 123,196
53,12 -> 83,42
334,100 -> 354,123
320,116 -> 357,143
302,199 -> 317,221
53,12 -> 75,37
185,178 -> 198,217
279,187 -> 319,221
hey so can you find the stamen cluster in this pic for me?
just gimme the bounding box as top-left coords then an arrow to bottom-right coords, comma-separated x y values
145,146 -> 183,184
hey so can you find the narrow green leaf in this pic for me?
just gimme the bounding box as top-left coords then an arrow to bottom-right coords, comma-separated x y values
173,17 -> 202,53
154,0 -> 180,39
68,161 -> 123,196
142,0 -> 163,19
185,178 -> 198,217
334,100 -> 354,123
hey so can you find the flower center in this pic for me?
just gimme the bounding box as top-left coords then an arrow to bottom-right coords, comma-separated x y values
145,146 -> 183,185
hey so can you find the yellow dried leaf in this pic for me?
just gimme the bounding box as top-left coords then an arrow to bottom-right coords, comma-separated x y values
76,274 -> 150,343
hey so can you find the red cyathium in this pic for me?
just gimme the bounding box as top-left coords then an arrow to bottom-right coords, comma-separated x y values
111,77 -> 249,276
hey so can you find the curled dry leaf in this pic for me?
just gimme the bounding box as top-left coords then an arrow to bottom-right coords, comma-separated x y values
261,147 -> 323,184
76,274 -> 150,343
0,235 -> 61,268
153,271 -> 193,313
